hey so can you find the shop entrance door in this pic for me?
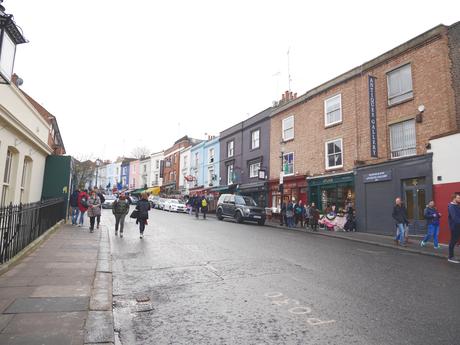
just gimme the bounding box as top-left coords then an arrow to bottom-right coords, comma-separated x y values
402,177 -> 426,235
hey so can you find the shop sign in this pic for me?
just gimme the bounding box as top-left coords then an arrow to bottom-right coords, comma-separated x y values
368,75 -> 378,158
363,170 -> 392,183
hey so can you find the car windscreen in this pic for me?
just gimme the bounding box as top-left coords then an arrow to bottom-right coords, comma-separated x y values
235,196 -> 257,206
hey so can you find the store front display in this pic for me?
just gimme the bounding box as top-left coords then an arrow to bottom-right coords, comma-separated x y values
307,172 -> 354,213
269,175 -> 307,210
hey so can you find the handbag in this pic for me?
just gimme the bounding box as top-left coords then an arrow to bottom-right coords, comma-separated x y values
130,210 -> 139,219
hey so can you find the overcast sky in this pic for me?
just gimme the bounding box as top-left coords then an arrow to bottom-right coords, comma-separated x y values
7,0 -> 460,161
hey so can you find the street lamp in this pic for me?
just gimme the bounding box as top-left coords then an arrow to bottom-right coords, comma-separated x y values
279,141 -> 285,225
95,159 -> 101,189
0,1 -> 27,84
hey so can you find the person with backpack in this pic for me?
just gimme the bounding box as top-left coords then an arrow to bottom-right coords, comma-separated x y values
135,193 -> 151,239
112,192 -> 129,237
87,190 -> 101,233
194,196 -> 201,219
286,200 -> 294,228
69,188 -> 80,225
94,187 -> 105,229
294,200 -> 305,227
310,202 -> 319,232
201,195 -> 209,219
420,201 -> 441,249
77,189 -> 89,227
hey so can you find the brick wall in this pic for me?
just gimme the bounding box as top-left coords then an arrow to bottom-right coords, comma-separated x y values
448,21 -> 460,129
269,26 -> 457,179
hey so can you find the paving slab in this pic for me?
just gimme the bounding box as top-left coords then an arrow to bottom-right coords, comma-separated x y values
29,274 -> 94,287
0,276 -> 36,287
84,311 -> 114,344
0,287 -> 35,299
4,297 -> 89,314
0,299 -> 13,313
2,311 -> 86,334
0,314 -> 13,332
0,331 -> 84,345
30,285 -> 91,298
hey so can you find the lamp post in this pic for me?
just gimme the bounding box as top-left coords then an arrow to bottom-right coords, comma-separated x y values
279,142 -> 285,225
95,159 -> 101,189
0,1 -> 27,84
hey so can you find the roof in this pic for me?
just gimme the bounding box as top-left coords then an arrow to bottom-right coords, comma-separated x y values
220,107 -> 272,139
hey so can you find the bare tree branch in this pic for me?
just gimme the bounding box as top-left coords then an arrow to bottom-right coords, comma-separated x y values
131,146 -> 150,159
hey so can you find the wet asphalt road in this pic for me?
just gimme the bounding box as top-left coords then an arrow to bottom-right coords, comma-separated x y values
106,207 -> 460,345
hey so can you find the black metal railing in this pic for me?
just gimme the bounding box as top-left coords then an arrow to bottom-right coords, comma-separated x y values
0,197 -> 66,264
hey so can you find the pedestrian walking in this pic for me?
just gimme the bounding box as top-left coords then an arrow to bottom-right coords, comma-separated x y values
420,201 -> 441,249
447,193 -> 460,264
294,200 -> 305,227
286,201 -> 294,228
280,201 -> 286,226
77,189 -> 89,227
392,197 -> 408,247
69,188 -> 80,225
304,203 -> 311,229
344,201 -> 356,232
136,193 -> 151,239
194,196 -> 201,219
112,192 -> 129,237
87,190 -> 101,233
310,203 -> 319,231
201,195 -> 208,219
94,187 -> 105,229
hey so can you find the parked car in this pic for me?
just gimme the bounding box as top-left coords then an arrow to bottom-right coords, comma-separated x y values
128,195 -> 139,205
216,194 -> 266,225
157,198 -> 167,210
148,195 -> 160,208
101,195 -> 117,209
164,199 -> 187,212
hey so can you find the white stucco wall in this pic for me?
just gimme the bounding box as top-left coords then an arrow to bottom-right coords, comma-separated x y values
429,133 -> 460,185
179,147 -> 191,193
150,151 -> 164,186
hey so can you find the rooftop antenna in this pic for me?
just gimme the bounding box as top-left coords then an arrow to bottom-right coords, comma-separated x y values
287,47 -> 292,92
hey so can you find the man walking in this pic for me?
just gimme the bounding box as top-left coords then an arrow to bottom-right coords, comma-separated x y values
194,195 -> 201,219
392,197 -> 408,247
69,188 -> 80,225
447,193 -> 460,264
421,200 -> 441,249
201,195 -> 208,220
112,192 -> 129,237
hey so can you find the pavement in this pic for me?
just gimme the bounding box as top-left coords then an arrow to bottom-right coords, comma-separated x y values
0,223 -> 114,345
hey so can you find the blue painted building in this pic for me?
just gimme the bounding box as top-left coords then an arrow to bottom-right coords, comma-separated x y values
120,158 -> 136,189
189,136 -> 220,194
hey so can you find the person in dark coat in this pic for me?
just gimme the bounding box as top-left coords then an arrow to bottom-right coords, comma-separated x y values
344,202 -> 356,232
69,188 -> 80,225
112,192 -> 130,237
392,197 -> 408,246
286,201 -> 294,228
77,189 -> 89,227
447,193 -> 460,263
201,195 -> 209,219
280,202 -> 287,226
310,203 -> 319,232
294,200 -> 305,227
193,196 -> 201,219
94,187 -> 105,229
421,201 -> 441,249
136,193 -> 151,239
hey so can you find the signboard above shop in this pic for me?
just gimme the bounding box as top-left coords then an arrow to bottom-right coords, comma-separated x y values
363,170 -> 392,183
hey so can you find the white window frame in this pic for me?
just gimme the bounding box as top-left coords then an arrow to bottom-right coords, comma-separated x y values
227,141 -> 234,158
282,115 -> 294,141
387,64 -> 413,106
194,152 -> 199,170
389,119 -> 416,159
283,152 -> 294,176
325,138 -> 344,170
209,148 -> 215,163
2,149 -> 13,206
324,94 -> 342,127
251,129 -> 260,149
227,164 -> 234,185
249,162 -> 261,178
155,160 -> 160,169
208,167 -> 214,186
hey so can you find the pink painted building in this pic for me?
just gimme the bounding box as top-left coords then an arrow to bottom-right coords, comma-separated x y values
129,159 -> 140,189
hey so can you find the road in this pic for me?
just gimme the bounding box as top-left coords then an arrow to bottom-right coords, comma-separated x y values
104,207 -> 460,345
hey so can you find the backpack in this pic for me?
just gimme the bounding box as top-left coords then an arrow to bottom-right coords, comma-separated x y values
80,196 -> 88,208
201,199 -> 207,208
295,206 -> 302,215
98,193 -> 105,204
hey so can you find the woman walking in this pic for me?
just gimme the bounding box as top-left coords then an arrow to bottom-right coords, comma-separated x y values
421,201 -> 441,249
112,192 -> 130,238
87,190 -> 101,233
136,193 -> 151,239
310,203 -> 319,232
77,189 -> 89,227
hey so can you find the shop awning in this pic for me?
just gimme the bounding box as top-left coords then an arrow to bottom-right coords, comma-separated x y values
146,187 -> 161,196
238,181 -> 267,191
130,188 -> 147,195
210,185 -> 230,193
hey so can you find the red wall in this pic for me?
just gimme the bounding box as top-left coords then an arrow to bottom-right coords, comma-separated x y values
433,182 -> 460,243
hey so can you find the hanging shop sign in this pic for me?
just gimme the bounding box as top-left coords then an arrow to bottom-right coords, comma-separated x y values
368,75 -> 378,158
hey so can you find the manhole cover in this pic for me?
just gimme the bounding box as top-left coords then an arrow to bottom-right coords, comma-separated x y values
135,296 -> 150,303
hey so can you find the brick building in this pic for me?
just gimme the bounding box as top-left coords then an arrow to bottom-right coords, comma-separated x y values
269,22 -> 460,236
162,136 -> 201,194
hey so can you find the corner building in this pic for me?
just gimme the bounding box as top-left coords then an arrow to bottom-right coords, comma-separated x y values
269,23 -> 460,236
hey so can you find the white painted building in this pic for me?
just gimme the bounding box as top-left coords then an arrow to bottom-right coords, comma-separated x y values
139,156 -> 151,188
179,146 -> 192,195
0,82 -> 52,204
150,151 -> 164,187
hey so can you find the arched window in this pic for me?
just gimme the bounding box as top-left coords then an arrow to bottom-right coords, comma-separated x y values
20,156 -> 32,203
2,147 -> 19,205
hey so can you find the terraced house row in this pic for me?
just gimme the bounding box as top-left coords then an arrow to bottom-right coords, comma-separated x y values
99,22 -> 460,243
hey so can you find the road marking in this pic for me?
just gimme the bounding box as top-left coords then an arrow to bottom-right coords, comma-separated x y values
307,318 -> 336,326
288,306 -> 312,315
264,292 -> 283,298
356,248 -> 382,254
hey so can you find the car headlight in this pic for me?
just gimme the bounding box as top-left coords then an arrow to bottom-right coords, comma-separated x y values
243,207 -> 250,215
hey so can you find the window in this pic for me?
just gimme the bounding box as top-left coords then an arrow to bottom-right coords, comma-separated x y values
156,160 -> 160,169
154,173 -> 159,184
227,141 -> 234,158
324,94 -> 342,126
387,64 -> 413,105
325,139 -> 343,169
282,116 -> 294,141
169,172 -> 174,181
249,162 -> 261,178
390,119 -> 416,158
209,148 -> 215,163
251,130 -> 260,149
143,165 -> 146,173
283,153 -> 294,176
183,155 -> 188,168
194,152 -> 199,169
20,158 -> 31,203
227,164 -> 234,185
208,168 -> 215,186
2,149 -> 13,205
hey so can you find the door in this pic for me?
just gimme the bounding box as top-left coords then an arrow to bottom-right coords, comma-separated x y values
402,177 -> 426,235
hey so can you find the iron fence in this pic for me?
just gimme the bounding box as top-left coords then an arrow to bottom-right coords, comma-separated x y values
0,197 -> 66,264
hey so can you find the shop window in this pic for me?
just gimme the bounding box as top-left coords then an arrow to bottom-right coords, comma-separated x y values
251,130 -> 260,149
390,119 -> 416,158
324,94 -> 342,126
227,164 -> 234,185
249,162 -> 261,178
227,141 -> 234,158
282,116 -> 294,141
325,139 -> 343,169
387,64 -> 413,105
283,153 -> 294,176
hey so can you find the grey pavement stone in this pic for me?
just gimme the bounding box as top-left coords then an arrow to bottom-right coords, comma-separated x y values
30,285 -> 91,298
0,314 -> 13,332
85,311 -> 114,344
0,299 -> 13,313
0,287 -> 35,299
29,274 -> 94,287
45,262 -> 96,269
90,272 -> 112,311
0,331 -> 84,345
4,297 -> 89,314
0,276 -> 36,287
96,259 -> 112,273
2,311 -> 86,334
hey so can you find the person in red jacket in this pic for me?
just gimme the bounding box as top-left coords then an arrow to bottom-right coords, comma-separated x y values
77,189 -> 89,227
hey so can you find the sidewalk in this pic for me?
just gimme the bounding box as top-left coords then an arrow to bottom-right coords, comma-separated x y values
0,224 -> 114,345
265,219 -> 451,260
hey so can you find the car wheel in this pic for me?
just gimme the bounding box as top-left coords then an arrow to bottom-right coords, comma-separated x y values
235,211 -> 244,224
217,209 -> 224,221
258,219 -> 265,226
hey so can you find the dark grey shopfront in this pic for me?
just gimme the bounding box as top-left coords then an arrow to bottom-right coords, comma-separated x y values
355,154 -> 433,235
